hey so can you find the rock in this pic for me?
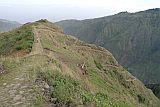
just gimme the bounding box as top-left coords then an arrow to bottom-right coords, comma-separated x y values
44,83 -> 50,89
9,90 -> 16,96
42,88 -> 45,91
3,83 -> 7,86
20,85 -> 28,89
13,95 -> 22,101
28,89 -> 34,92
15,78 -> 20,80
13,83 -> 21,89
19,91 -> 24,94
21,97 -> 26,102
6,83 -> 15,88
0,64 -> 6,74
13,102 -> 23,105
51,98 -> 57,102
19,78 -> 24,81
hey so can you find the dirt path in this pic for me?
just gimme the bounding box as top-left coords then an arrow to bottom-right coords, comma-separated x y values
0,28 -> 46,107
0,58 -> 38,107
30,28 -> 44,55
75,45 -> 110,55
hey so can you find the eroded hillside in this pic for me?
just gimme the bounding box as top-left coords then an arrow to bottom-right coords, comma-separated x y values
0,19 -> 159,107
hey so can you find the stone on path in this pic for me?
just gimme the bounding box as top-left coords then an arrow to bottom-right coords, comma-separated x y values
13,95 -> 23,101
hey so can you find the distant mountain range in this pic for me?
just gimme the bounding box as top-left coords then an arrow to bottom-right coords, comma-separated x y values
0,19 -> 21,32
56,8 -> 160,85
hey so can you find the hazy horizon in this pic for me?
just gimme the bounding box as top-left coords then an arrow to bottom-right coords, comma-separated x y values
0,0 -> 160,23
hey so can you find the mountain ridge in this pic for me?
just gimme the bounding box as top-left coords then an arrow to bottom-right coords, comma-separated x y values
56,8 -> 160,85
0,19 -> 159,107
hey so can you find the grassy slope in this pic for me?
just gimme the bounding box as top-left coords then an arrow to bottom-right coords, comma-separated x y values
36,21 -> 159,107
0,20 -> 159,107
56,8 -> 160,84
0,24 -> 34,56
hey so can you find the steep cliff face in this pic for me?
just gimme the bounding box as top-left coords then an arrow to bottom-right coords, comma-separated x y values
56,8 -> 160,84
0,20 -> 159,107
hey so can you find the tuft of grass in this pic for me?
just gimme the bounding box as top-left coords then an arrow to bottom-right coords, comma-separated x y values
88,68 -> 108,90
95,92 -> 109,107
94,60 -> 103,70
137,94 -> 145,103
33,95 -> 44,107
81,91 -> 94,103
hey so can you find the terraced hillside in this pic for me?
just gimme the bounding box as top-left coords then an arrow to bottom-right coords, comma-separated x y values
56,8 -> 160,84
0,19 -> 159,107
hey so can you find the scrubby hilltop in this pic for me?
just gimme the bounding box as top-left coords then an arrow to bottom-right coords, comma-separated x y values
0,19 -> 159,107
56,8 -> 160,85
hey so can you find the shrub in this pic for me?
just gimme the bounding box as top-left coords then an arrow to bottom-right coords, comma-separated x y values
137,94 -> 145,103
33,96 -> 44,107
16,46 -> 22,50
82,91 -> 93,103
15,35 -> 22,41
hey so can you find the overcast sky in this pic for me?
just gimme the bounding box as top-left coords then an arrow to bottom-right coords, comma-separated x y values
0,0 -> 160,23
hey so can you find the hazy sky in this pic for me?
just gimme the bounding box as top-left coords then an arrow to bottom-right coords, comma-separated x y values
0,0 -> 160,23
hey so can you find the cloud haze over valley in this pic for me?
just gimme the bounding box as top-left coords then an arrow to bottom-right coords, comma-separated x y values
0,0 -> 160,23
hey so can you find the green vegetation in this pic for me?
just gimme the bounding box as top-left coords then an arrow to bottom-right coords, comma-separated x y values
0,24 -> 34,55
38,69 -> 137,107
81,91 -> 93,103
0,58 -> 18,84
0,20 -> 160,107
40,33 -> 53,49
137,94 -> 145,103
56,8 -> 160,85
39,70 -> 82,106
94,60 -> 103,70
33,95 -> 44,107
88,69 -> 108,89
